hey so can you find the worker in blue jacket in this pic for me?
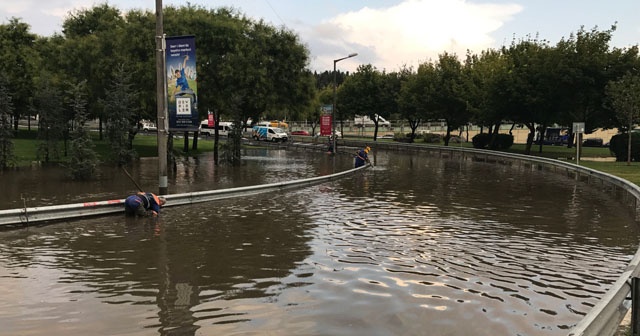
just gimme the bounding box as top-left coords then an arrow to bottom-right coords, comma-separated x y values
354,146 -> 371,168
124,192 -> 166,217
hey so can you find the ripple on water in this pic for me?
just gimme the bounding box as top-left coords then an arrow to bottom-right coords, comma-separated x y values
0,151 -> 637,336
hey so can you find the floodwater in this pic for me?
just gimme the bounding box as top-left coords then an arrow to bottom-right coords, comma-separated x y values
0,148 -> 638,336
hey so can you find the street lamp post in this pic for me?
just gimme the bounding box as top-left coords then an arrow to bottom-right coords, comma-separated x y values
332,53 -> 358,154
155,0 -> 168,195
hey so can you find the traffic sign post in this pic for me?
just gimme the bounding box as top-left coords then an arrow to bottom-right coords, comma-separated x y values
573,122 -> 585,165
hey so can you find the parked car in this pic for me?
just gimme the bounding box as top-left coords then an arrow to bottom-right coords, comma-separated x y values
200,120 -> 232,137
582,138 -> 603,147
290,130 -> 310,136
141,121 -> 157,133
377,134 -> 394,140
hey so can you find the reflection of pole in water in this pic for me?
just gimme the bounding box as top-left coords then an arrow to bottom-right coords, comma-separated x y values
155,219 -> 200,335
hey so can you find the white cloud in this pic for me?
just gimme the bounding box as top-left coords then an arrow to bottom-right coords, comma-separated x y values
309,0 -> 522,72
0,2 -> 32,14
2,0 -> 524,73
0,0 -> 99,36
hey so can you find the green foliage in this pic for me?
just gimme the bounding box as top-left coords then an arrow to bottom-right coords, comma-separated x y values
338,64 -> 387,140
34,75 -> 65,162
62,4 -> 127,122
0,18 -> 38,126
492,134 -> 515,150
102,63 -> 139,165
472,133 -> 492,149
432,52 -> 469,134
472,133 -> 515,150
606,73 -> 640,132
5,4 -> 638,165
67,81 -> 100,180
218,138 -> 236,165
422,133 -> 442,143
609,133 -> 640,162
0,76 -> 15,169
555,25 -> 629,132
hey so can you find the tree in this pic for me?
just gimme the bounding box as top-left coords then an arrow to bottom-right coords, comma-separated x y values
34,74 -> 66,162
338,64 -> 385,141
0,18 -> 37,130
605,73 -> 640,164
495,38 -> 561,154
398,63 -> 437,141
103,63 -> 139,165
377,68 -> 408,137
432,53 -> 470,146
0,76 -> 15,169
119,10 -> 156,123
67,81 -> 99,180
554,25 -> 622,147
61,4 -> 127,140
464,49 -> 509,142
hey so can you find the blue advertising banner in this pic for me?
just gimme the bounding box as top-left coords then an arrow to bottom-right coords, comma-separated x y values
166,35 -> 198,131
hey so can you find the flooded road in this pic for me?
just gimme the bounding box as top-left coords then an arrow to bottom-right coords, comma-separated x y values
0,148 -> 638,335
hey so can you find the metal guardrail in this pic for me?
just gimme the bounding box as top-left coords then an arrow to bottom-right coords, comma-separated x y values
0,164 -> 369,227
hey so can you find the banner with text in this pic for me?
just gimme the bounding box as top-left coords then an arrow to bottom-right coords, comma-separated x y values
320,115 -> 332,136
320,105 -> 333,136
166,35 -> 198,131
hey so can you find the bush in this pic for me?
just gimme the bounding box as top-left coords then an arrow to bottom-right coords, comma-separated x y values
471,133 -> 514,150
493,134 -> 514,150
472,133 -> 491,149
609,133 -> 640,161
422,133 -> 442,143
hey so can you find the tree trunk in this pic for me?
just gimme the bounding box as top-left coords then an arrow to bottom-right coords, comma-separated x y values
183,131 -> 189,152
213,112 -> 219,164
373,121 -> 379,142
443,125 -> 452,146
567,131 -> 574,149
168,133 -> 176,172
536,124 -> 548,154
99,117 -> 103,140
192,131 -> 199,151
628,118 -> 632,165
524,123 -> 535,155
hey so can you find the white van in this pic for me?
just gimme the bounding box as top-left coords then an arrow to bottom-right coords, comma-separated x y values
354,114 -> 391,127
200,120 -> 233,137
252,126 -> 288,142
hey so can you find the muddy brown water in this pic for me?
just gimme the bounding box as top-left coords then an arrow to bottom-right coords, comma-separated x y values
0,148 -> 637,335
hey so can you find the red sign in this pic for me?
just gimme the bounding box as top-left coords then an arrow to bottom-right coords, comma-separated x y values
208,113 -> 214,127
320,115 -> 332,136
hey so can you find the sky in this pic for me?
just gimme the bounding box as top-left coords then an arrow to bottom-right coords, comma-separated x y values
1,0 -> 639,73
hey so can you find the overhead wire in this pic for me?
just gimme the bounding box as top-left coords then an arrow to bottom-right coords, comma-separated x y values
264,0 -> 287,27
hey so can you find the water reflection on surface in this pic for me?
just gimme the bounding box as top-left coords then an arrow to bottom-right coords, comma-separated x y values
0,149 -> 637,335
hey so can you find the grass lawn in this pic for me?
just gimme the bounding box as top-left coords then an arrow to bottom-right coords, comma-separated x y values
8,129 -> 640,187
9,129 -> 217,165
580,161 -> 640,186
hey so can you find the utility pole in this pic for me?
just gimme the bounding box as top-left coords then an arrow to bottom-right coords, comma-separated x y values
155,0 -> 168,195
332,53 -> 358,154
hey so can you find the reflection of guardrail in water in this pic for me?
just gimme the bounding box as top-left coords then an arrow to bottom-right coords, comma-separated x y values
0,165 -> 369,227
341,140 -> 640,336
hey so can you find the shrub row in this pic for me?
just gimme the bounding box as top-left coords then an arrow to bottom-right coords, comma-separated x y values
609,133 -> 640,161
472,133 -> 514,150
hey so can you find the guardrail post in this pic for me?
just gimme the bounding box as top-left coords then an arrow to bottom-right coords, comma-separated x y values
633,277 -> 640,336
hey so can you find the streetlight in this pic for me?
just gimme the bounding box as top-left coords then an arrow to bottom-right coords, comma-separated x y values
332,53 -> 358,154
